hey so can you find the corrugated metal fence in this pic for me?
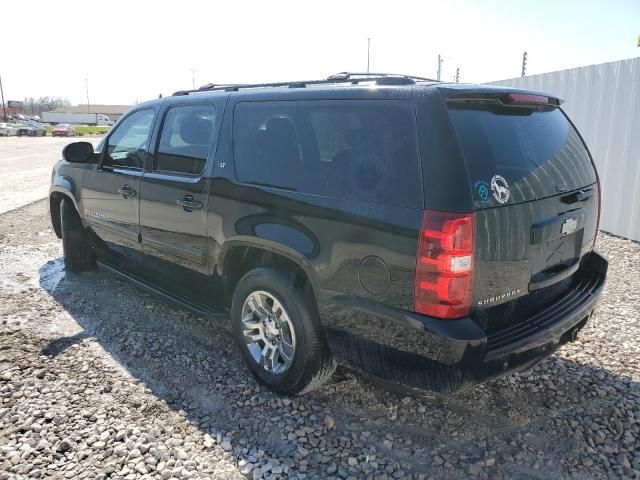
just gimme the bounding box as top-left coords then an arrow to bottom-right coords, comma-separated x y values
490,57 -> 640,242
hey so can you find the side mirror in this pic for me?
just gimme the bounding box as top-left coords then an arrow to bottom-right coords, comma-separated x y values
62,141 -> 94,163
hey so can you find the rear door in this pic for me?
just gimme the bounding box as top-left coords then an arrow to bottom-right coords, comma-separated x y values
138,100 -> 223,305
445,92 -> 599,309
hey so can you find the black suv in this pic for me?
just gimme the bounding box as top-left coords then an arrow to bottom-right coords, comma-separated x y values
49,73 -> 607,395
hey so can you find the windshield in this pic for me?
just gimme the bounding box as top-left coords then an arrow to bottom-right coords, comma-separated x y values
448,106 -> 597,207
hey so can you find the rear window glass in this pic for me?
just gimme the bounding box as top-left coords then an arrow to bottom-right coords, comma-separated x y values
233,101 -> 421,208
448,107 -> 596,206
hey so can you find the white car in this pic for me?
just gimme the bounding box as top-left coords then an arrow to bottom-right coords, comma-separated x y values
0,123 -> 18,136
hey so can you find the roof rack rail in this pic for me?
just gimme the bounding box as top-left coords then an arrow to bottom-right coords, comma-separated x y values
171,72 -> 439,96
326,72 -> 438,82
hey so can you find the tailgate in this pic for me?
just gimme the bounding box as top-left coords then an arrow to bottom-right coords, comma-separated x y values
445,90 -> 599,310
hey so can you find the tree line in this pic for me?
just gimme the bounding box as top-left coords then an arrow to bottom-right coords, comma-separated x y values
20,97 -> 71,116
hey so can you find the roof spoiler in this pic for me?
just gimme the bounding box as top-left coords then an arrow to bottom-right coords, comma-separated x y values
446,91 -> 563,107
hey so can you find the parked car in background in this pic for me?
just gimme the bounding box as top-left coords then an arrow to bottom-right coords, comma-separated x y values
17,121 -> 46,137
52,123 -> 77,137
49,73 -> 607,395
0,122 -> 18,136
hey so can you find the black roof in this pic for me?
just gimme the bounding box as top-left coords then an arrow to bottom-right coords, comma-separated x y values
127,73 -> 559,111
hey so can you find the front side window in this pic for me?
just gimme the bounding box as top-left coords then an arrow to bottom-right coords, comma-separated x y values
104,109 -> 154,169
233,101 -> 421,208
154,105 -> 216,175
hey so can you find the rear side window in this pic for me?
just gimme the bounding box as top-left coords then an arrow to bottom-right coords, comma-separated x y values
233,101 -> 421,208
448,107 -> 597,206
155,105 -> 216,175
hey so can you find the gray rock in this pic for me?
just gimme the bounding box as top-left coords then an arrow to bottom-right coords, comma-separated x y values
467,463 -> 482,476
56,438 -> 74,453
134,462 -> 148,475
616,453 -> 631,469
323,415 -> 335,431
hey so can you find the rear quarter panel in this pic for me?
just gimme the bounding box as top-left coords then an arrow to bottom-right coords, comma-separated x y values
208,91 -> 423,324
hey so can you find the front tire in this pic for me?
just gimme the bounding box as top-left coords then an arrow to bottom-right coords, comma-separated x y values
231,268 -> 335,395
60,198 -> 96,272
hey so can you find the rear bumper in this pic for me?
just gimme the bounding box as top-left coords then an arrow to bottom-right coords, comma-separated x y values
323,251 -> 607,393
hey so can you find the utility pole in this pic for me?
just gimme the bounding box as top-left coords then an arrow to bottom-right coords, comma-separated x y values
190,68 -> 196,89
85,78 -> 90,113
521,50 -> 528,77
455,67 -> 460,83
0,74 -> 7,121
367,38 -> 371,73
437,54 -> 443,81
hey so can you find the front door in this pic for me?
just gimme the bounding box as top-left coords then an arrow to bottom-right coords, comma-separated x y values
138,102 -> 219,306
82,108 -> 156,266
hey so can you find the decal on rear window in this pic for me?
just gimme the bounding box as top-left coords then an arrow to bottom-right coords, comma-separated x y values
491,175 -> 510,204
474,180 -> 491,206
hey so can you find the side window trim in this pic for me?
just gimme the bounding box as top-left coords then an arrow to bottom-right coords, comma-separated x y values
151,102 -> 217,178
99,107 -> 156,171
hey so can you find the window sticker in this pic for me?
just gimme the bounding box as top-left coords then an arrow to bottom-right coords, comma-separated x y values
474,180 -> 491,206
491,175 -> 510,204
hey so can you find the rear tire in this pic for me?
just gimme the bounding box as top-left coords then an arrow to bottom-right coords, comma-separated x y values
60,198 -> 96,272
231,268 -> 335,395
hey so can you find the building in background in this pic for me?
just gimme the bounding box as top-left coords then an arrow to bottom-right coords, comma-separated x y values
490,57 -> 640,242
0,105 -> 20,119
49,104 -> 131,122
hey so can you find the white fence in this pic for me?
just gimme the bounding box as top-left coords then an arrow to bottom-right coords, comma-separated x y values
490,57 -> 640,242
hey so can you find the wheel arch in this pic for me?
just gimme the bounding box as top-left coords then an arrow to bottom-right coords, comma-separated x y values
218,239 -> 320,310
49,181 -> 80,239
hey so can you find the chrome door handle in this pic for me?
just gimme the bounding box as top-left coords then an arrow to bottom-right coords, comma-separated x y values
117,185 -> 137,199
177,195 -> 202,212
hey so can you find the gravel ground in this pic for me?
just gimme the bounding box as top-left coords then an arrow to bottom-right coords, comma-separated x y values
0,201 -> 639,480
0,137 -> 100,215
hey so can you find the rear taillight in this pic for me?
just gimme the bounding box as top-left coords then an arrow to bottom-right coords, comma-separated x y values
414,210 -> 475,319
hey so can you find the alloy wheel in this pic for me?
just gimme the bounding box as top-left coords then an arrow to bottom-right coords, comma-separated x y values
241,290 -> 296,375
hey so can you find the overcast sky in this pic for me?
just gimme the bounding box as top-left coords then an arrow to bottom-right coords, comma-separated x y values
1,0 -> 639,105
